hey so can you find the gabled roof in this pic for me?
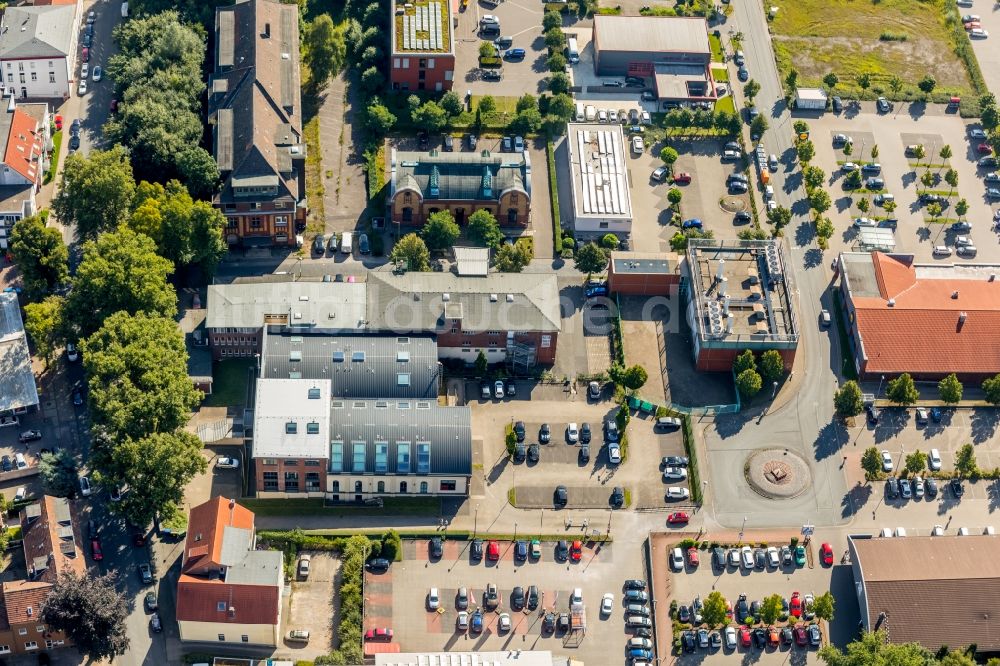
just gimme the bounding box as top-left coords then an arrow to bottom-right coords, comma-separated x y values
367,272 -> 561,333
206,282 -> 368,331
176,575 -> 281,626
391,149 -> 529,203
19,496 -> 83,585
210,0 -> 303,204
3,106 -> 42,184
2,580 -> 52,626
182,497 -> 255,575
0,5 -> 75,60
593,15 -> 710,56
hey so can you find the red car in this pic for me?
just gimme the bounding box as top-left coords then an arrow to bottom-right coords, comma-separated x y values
820,542 -> 834,566
739,626 -> 751,647
486,540 -> 500,561
789,591 -> 802,618
673,172 -> 692,184
667,512 -> 689,525
794,623 -> 808,646
364,627 -> 393,641
54,115 -> 63,131
979,143 -> 993,155
90,539 -> 103,561
686,547 -> 699,567
768,625 -> 780,646
109,99 -> 118,113
81,47 -> 90,62
570,540 -> 582,562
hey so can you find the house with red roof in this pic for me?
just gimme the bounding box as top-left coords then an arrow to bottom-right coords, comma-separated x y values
0,95 -> 44,252
839,251 -> 1000,381
176,497 -> 283,646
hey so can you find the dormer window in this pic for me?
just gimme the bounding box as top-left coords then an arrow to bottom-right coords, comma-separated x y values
285,422 -> 297,434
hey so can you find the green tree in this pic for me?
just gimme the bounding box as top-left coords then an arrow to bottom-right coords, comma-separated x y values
421,211 -> 460,250
886,373 -> 919,405
793,120 -> 810,136
857,197 -> 870,214
699,592 -> 727,628
938,372 -> 963,404
759,349 -> 784,383
41,572 -> 129,661
889,75 -> 903,96
784,68 -> 799,93
733,349 -> 756,376
917,75 -> 936,95
843,140 -> 854,156
870,144 -> 879,159
744,79 -> 761,101
883,200 -> 898,215
659,146 -> 679,166
750,114 -> 768,137
855,72 -> 872,94
736,368 -> 763,398
493,241 -> 533,272
940,144 -> 953,162
767,205 -> 792,231
956,198 -> 970,218
983,104 -> 1000,131
366,103 -> 396,136
544,27 -> 566,50
612,364 -> 648,393
797,139 -> 816,163
478,95 -> 497,116
440,91 -> 463,116
845,169 -> 862,189
546,93 -> 576,123
467,209 -> 503,250
823,72 -> 839,90
912,144 -> 926,165
510,107 -> 543,135
304,14 -> 346,91
955,443 -> 978,477
23,296 -> 66,368
52,146 -> 136,240
548,72 -> 570,95
65,228 -> 176,340
834,380 -> 864,417
904,451 -> 927,475
176,146 -> 220,199
600,233 -> 620,250
944,168 -> 959,193
815,216 -> 835,244
82,312 -> 201,442
412,101 -> 449,133
9,214 -> 69,298
39,449 -> 78,498
812,591 -> 835,622
982,374 -> 1000,404
360,66 -> 383,92
546,52 -> 567,73
479,41 -> 494,59
474,350 -> 489,376
667,188 -> 683,206
108,431 -> 207,528
574,242 -> 609,275
542,10 -> 562,31
927,202 -> 943,220
804,165 -> 826,190
809,189 -> 832,215
760,593 -> 783,625
861,447 -> 883,481
390,233 -> 431,271
819,631 -> 931,666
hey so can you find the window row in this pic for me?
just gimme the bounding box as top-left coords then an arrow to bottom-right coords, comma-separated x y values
330,441 -> 431,474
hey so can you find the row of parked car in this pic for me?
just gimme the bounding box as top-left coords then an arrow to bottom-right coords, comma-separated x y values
671,542 -> 834,572
510,419 -> 623,465
427,536 -> 586,564
682,622 -> 821,652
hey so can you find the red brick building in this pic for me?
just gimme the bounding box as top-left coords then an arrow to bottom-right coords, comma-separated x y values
389,0 -> 456,92
608,251 -> 681,296
209,0 -> 307,248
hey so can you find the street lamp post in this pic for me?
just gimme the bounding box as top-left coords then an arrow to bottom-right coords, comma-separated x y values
771,381 -> 779,399
877,374 -> 886,397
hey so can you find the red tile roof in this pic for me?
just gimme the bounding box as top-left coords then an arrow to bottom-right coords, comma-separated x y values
182,497 -> 254,575
853,253 -> 1000,376
175,577 -> 280,625
2,580 -> 52,626
3,109 -> 41,184
20,496 -> 85,584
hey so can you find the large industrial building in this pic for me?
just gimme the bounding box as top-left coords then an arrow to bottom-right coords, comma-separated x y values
848,534 -> 1000,653
564,123 -> 633,240
388,0 -> 456,92
591,15 -> 716,104
684,239 -> 799,372
839,251 -> 1000,381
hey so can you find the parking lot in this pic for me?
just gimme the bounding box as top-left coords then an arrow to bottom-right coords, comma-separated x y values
367,537 -> 649,664
457,0 -> 549,96
285,551 -> 340,658
807,105 -> 1000,263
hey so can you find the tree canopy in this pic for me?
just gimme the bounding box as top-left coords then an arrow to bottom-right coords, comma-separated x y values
23,296 -> 66,368
42,572 -> 130,661
574,242 -> 609,274
938,373 -> 963,404
886,373 -> 919,405
861,447 -> 883,481
389,233 -> 431,271
467,210 -> 504,250
819,630 -> 933,666
52,146 -> 136,240
9,215 -> 69,298
493,242 -> 533,272
421,211 -> 460,250
834,380 -> 864,417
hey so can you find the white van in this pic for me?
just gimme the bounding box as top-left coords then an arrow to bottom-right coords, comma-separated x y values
575,102 -> 585,121
566,37 -> 580,64
584,105 -> 596,121
121,1 -> 129,17
340,231 -> 353,254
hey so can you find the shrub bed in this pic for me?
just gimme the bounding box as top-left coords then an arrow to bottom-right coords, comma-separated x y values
681,415 -> 703,504
546,140 -> 563,253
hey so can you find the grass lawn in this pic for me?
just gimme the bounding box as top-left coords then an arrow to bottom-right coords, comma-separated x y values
712,64 -> 729,83
714,95 -> 736,115
203,358 -> 254,408
709,33 -> 725,63
770,0 -> 972,97
239,496 -> 441,516
44,130 -> 63,184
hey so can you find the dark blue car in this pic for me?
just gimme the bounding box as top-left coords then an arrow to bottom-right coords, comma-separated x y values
682,218 -> 703,229
515,540 -> 528,560
471,611 -> 483,633
628,648 -> 653,660
585,283 -> 608,298
504,48 -> 526,60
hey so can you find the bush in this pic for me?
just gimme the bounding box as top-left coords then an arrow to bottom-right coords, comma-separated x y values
546,140 -> 562,254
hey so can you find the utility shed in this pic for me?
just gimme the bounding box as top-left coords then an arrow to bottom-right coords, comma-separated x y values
794,88 -> 828,110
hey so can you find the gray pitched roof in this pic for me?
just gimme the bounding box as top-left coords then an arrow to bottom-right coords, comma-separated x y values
329,400 -> 472,476
206,282 -> 368,331
392,149 -> 529,202
261,333 -> 440,399
0,292 -> 38,413
367,272 -> 561,333
0,6 -> 75,60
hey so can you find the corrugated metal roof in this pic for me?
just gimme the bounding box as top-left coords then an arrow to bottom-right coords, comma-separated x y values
393,150 -> 528,202
593,15 -> 710,56
329,400 -> 472,476
261,333 -> 439,399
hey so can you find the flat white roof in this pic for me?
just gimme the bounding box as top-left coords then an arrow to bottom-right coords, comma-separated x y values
795,87 -> 828,101
566,123 -> 633,222
253,378 -> 330,460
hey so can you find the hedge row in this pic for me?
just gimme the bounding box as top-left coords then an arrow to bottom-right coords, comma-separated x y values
546,140 -> 563,253
681,415 -> 703,505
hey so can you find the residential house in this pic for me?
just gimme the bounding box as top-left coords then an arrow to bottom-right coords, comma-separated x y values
0,5 -> 76,99
388,0 -> 456,92
209,0 -> 307,248
0,96 -> 46,251
0,496 -> 85,656
176,497 -> 283,646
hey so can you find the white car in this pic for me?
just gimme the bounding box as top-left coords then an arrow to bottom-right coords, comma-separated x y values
970,28 -> 989,38
601,593 -> 614,615
79,476 -> 92,497
14,453 -> 27,470
597,109 -> 608,123
498,613 -> 511,632
481,14 -> 499,23
663,466 -> 687,481
725,625 -> 737,649
457,611 -> 469,630
670,547 -> 684,570
881,450 -> 894,472
216,457 -> 239,469
741,545 -> 754,569
722,149 -> 740,160
640,111 -> 651,125
665,486 -> 688,500
428,588 -> 440,610
929,448 -> 942,471
631,135 -> 644,154
92,65 -> 102,82
78,80 -> 88,96
766,546 -> 779,567
566,423 -> 579,443
956,235 -> 973,246
571,588 -> 583,605
764,185 -> 774,200
81,63 -> 89,79
854,217 -> 875,228
933,246 -> 953,257
14,487 -> 26,502
608,109 -> 619,123
608,444 -> 622,465
841,162 -> 859,172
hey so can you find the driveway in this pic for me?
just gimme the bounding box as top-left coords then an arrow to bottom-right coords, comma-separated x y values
286,551 -> 340,658
457,0 -> 549,96
316,73 -> 368,236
